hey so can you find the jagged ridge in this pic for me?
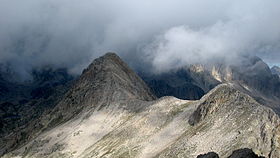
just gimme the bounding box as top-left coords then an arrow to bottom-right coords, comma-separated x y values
0,52 -> 156,156
2,54 -> 280,158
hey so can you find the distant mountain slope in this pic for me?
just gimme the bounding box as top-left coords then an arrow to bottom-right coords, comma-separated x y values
140,67 -> 218,100
2,53 -> 280,158
272,66 -> 280,77
141,56 -> 280,115
0,68 -> 74,156
0,67 -> 74,103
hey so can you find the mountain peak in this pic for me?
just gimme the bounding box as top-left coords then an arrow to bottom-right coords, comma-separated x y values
0,52 -> 156,155
46,52 -> 156,126
188,83 -> 260,126
102,52 -> 120,59
3,64 -> 280,158
82,52 -> 121,74
80,52 -> 156,101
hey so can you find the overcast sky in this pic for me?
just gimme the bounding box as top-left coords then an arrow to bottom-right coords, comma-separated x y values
0,0 -> 280,78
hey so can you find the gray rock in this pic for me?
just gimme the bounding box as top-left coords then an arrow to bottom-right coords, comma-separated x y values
197,152 -> 219,158
142,56 -> 280,116
2,53 -> 280,158
228,148 -> 265,158
197,148 -> 265,158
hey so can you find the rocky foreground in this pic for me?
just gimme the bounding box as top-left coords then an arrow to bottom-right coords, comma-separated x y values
1,53 -> 280,158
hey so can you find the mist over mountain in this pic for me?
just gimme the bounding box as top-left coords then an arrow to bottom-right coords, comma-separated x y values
140,55 -> 280,117
0,0 -> 280,79
1,1 -> 280,158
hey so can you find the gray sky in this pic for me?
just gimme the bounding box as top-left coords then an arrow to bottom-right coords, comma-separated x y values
0,0 -> 279,77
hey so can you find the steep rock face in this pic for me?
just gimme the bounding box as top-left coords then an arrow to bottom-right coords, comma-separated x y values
141,67 -> 219,100
45,52 -> 156,127
4,84 -> 280,158
142,74 -> 205,100
210,57 -> 280,115
80,52 -> 156,102
0,52 -> 156,156
142,56 -> 280,115
232,57 -> 280,99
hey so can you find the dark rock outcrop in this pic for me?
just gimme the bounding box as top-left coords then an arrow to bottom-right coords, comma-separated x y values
197,148 -> 265,158
197,152 -> 219,158
228,148 -> 265,158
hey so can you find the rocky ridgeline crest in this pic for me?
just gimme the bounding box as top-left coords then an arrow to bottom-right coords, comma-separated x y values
1,53 -> 280,158
142,56 -> 280,116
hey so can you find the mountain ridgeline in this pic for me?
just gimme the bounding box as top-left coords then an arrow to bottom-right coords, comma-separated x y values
0,53 -> 280,158
141,56 -> 280,115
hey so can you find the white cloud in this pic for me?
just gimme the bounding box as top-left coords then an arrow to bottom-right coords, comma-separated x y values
0,0 -> 279,76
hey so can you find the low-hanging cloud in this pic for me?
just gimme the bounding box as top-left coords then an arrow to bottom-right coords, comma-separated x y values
0,0 -> 280,78
146,19 -> 280,72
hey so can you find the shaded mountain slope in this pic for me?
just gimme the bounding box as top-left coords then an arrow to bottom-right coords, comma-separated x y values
0,68 -> 74,156
141,56 -> 280,115
44,52 -> 156,128
141,67 -> 219,100
210,57 -> 280,115
0,52 -> 156,156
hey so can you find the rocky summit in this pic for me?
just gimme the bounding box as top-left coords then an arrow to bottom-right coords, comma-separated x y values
1,53 -> 280,158
142,56 -> 280,116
